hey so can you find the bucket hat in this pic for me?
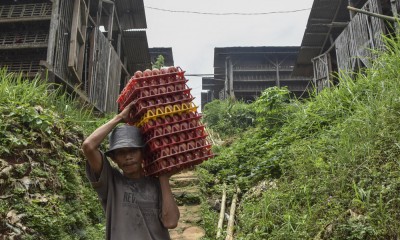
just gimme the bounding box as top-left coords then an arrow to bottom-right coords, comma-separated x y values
105,125 -> 145,157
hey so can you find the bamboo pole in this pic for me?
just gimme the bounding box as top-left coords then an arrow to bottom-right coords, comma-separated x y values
225,187 -> 240,240
347,6 -> 397,22
216,183 -> 227,238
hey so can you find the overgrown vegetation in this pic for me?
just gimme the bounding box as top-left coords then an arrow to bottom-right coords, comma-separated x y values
0,69 -> 107,239
152,55 -> 165,69
199,34 -> 400,239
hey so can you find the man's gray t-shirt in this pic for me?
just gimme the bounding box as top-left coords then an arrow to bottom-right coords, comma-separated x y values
86,153 -> 171,240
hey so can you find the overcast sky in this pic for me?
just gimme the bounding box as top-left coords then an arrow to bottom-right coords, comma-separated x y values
143,0 -> 314,108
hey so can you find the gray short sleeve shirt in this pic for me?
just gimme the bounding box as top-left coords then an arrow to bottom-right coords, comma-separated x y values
86,152 -> 171,240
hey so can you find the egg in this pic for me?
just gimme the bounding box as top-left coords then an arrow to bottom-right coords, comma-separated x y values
180,122 -> 188,130
187,141 -> 195,149
143,69 -> 152,77
152,68 -> 160,75
158,86 -> 166,93
179,143 -> 187,152
172,123 -> 180,132
164,125 -> 172,134
134,71 -> 143,78
168,66 -> 177,73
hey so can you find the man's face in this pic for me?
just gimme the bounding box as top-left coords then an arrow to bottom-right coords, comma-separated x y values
111,147 -> 143,176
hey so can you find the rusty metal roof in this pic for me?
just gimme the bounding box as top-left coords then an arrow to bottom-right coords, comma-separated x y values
122,30 -> 151,74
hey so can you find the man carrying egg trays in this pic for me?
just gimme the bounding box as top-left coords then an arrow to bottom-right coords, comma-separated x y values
117,67 -> 214,176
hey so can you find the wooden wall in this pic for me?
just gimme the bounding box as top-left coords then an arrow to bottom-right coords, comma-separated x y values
88,28 -> 121,113
52,0 -> 75,86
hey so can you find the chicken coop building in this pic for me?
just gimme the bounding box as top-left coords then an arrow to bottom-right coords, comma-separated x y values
201,46 -> 312,107
149,47 -> 174,67
0,0 -> 151,113
293,0 -> 400,92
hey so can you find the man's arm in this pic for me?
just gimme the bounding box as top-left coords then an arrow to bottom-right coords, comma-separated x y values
81,102 -> 135,175
159,174 -> 180,229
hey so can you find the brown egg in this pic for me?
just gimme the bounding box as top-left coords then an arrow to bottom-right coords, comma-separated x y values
152,68 -> 160,75
185,153 -> 193,161
155,127 -> 163,136
166,85 -> 174,92
154,139 -> 162,146
150,79 -> 158,86
143,69 -> 152,77
134,71 -> 143,78
162,137 -> 171,145
170,145 -> 179,154
165,115 -> 173,123
161,148 -> 170,157
171,134 -> 179,143
173,114 -> 181,121
177,155 -> 185,165
156,118 -> 164,125
158,86 -> 166,93
172,123 -> 180,131
142,89 -> 149,97
168,66 -> 177,73
179,143 -> 187,152
160,159 -> 168,168
190,119 -> 198,128
148,119 -> 156,126
165,96 -> 172,103
180,122 -> 188,130
160,67 -> 168,75
187,141 -> 195,149
164,125 -> 172,134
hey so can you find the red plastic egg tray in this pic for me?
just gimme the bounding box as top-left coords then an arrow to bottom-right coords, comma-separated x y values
116,66 -> 214,176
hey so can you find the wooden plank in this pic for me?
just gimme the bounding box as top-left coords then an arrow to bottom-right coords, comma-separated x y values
68,0 -> 80,77
68,0 -> 88,83
46,0 -> 59,67
107,3 -> 114,41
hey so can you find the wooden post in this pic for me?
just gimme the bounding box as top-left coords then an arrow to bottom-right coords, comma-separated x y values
225,187 -> 240,240
347,6 -> 397,22
107,3 -> 114,42
390,0 -> 399,32
275,59 -> 280,87
46,0 -> 59,67
216,183 -> 227,239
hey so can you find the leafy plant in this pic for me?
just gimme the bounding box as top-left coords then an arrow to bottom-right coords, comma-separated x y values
198,34 -> 400,239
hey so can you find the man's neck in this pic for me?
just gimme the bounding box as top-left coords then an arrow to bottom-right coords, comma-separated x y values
124,171 -> 145,179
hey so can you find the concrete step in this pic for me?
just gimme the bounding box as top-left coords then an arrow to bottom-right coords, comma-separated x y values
172,186 -> 201,206
170,170 -> 199,188
169,170 -> 205,240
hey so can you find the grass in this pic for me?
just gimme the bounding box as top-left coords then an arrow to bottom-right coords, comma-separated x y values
198,34 -> 400,239
0,69 -> 107,239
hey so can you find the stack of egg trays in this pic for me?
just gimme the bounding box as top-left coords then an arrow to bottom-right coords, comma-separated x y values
117,67 -> 214,176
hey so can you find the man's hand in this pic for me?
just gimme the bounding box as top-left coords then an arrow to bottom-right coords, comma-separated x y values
159,168 -> 182,179
117,102 -> 136,123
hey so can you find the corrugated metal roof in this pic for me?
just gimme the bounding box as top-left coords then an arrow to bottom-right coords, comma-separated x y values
114,0 -> 147,29
122,30 -> 151,73
292,0 -> 356,76
149,47 -> 174,66
214,46 -> 300,77
90,0 -> 147,29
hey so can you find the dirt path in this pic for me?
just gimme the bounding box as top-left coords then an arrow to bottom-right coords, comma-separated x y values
169,170 -> 205,240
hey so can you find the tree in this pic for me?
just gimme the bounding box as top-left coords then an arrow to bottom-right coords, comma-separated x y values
152,55 -> 165,69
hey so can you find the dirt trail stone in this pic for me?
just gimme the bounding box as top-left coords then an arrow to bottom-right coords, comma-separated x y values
169,170 -> 205,240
